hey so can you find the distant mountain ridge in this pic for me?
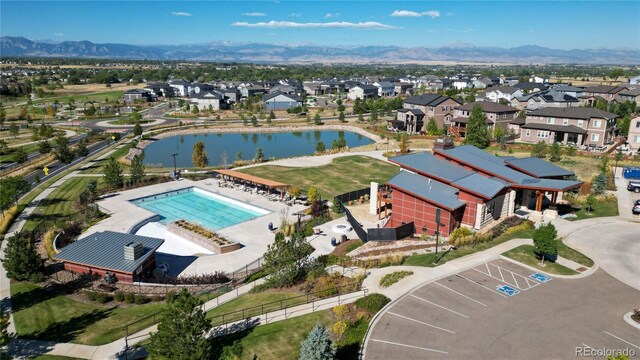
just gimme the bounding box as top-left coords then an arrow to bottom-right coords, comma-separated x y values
1,36 -> 638,64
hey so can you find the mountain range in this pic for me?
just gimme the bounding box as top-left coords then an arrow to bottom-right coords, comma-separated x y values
2,36 -> 638,65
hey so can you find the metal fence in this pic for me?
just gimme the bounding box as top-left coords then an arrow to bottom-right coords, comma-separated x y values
334,188 -> 370,204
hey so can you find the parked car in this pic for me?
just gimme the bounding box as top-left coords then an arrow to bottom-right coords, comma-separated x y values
633,200 -> 640,215
628,181 -> 640,193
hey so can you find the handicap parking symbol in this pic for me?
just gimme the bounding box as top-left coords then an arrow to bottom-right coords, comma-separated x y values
497,285 -> 520,296
530,273 -> 552,283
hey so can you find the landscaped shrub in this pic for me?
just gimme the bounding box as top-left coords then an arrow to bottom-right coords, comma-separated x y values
42,229 -> 58,258
316,274 -> 339,298
449,227 -> 472,242
134,294 -> 149,304
114,291 -> 125,302
95,292 -> 111,304
124,293 -> 135,304
379,271 -> 414,288
165,291 -> 177,302
86,291 -> 97,301
0,206 -> 19,237
355,293 -> 391,313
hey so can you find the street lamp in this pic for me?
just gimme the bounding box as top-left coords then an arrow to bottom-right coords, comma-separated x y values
171,153 -> 178,178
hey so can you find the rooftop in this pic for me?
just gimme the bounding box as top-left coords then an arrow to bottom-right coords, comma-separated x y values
404,94 -> 456,107
387,170 -> 466,211
527,107 -> 618,120
504,157 -> 575,178
456,101 -> 518,113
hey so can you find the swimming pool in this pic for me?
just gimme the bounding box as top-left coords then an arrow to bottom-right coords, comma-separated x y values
130,187 -> 269,230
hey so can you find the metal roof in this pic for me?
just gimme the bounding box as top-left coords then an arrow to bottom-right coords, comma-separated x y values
53,231 -> 164,274
388,170 -> 465,211
453,173 -> 506,199
505,157 -> 575,178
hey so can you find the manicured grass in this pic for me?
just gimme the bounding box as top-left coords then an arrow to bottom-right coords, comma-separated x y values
80,143 -> 132,174
0,143 -> 39,164
32,355 -> 85,360
240,156 -> 399,199
403,225 -> 536,267
107,118 -> 154,125
557,196 -> 619,220
557,241 -> 594,267
11,281 -> 165,345
501,245 -> 579,275
206,291 -> 303,325
212,310 -> 334,360
379,271 -> 414,288
32,90 -> 125,106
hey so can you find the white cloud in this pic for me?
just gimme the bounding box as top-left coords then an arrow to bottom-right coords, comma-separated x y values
243,12 -> 266,17
171,11 -> 192,17
324,12 -> 339,18
391,10 -> 440,18
53,32 -> 64,37
232,21 -> 397,29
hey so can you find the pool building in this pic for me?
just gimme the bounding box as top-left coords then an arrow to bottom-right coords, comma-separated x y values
382,138 -> 582,237
53,231 -> 164,283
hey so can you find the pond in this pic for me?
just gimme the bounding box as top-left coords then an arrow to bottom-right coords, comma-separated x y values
142,130 -> 374,167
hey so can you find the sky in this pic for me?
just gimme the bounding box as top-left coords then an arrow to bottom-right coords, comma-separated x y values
1,1 -> 639,50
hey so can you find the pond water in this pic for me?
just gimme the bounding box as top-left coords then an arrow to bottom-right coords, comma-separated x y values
142,130 -> 374,167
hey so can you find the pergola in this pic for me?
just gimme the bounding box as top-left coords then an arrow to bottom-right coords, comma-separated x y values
215,169 -> 290,199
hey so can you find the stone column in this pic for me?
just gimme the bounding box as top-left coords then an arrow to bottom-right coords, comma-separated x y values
369,182 -> 379,215
507,190 -> 516,216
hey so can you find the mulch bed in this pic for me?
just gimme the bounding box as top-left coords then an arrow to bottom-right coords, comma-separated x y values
354,244 -> 434,258
331,239 -> 364,256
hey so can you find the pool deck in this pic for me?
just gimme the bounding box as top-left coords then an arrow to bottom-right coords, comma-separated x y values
86,178 -> 305,275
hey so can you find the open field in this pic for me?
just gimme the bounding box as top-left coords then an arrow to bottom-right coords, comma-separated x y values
206,290 -> 301,324
240,155 -> 399,198
11,281 -> 165,345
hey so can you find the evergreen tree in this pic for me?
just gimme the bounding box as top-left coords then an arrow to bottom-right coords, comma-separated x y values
314,113 -> 323,125
14,147 -> 28,164
426,117 -> 439,135
53,135 -> 75,166
263,231 -> 313,288
132,122 -> 143,137
9,123 -> 19,138
338,111 -> 345,123
464,106 -> 490,148
530,141 -> 547,158
192,141 -> 208,168
548,142 -> 562,162
130,154 -> 145,184
38,140 -> 52,154
269,110 -> 276,120
316,141 -> 326,154
148,289 -> 212,360
254,147 -> 265,162
592,172 -> 607,195
75,139 -> 89,158
1,235 -> 43,281
299,323 -> 335,360
103,157 -> 124,189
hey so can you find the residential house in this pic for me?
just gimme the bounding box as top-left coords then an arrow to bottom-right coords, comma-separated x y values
303,82 -> 322,96
390,94 -> 460,133
452,78 -> 472,90
514,82 -> 548,93
168,79 -> 190,97
485,86 -> 524,103
616,87 -> 640,106
222,88 -> 241,103
580,84 -> 629,103
320,81 -> 346,94
502,76 -> 520,87
189,83 -> 216,94
394,82 -> 414,96
383,140 -> 581,237
241,85 -> 266,98
374,81 -> 395,97
347,84 -> 379,100
189,91 -> 225,110
144,83 -> 174,98
271,83 -> 303,95
519,107 -> 618,146
510,90 -> 579,110
529,75 -> 548,84
450,102 -> 519,138
123,89 -> 155,103
471,77 -> 494,89
628,116 -> 640,151
629,75 -> 640,85
263,92 -> 303,110
549,84 -> 584,98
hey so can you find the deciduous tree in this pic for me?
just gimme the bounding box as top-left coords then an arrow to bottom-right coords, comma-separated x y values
14,147 -> 28,164
130,154 -> 145,184
53,135 -> 75,166
532,223 -> 558,264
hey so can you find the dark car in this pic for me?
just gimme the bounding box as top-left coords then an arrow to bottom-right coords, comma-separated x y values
633,200 -> 640,215
628,181 -> 640,193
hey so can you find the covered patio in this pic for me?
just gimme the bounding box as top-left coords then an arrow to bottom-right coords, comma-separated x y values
214,169 -> 290,200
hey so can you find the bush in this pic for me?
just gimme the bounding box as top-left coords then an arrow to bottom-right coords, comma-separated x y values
86,291 -> 97,301
0,206 -> 19,236
29,272 -> 45,283
114,291 -> 125,302
379,271 -> 413,288
134,294 -> 149,304
355,293 -> 391,313
449,227 -> 472,242
43,229 -> 58,258
124,293 -> 135,304
95,292 -> 111,304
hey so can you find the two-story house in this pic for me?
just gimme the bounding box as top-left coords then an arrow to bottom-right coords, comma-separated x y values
450,102 -> 519,138
390,94 -> 460,133
510,90 -> 579,110
484,86 -> 524,103
347,84 -> 379,100
263,91 -> 303,110
519,107 -> 618,147
373,81 -> 395,97
167,79 -> 190,97
628,116 -> 640,152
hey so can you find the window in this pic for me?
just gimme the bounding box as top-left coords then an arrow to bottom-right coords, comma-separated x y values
525,130 -> 531,137
537,131 -> 549,138
578,120 -> 584,127
442,106 -> 446,111
593,120 -> 601,128
635,121 -> 640,128
591,134 -> 599,141
547,117 -> 555,124
503,114 -> 507,119
563,118 -> 569,125
634,135 -> 640,143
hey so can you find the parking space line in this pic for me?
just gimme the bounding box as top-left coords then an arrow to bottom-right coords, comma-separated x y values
387,312 -> 456,334
603,331 -> 640,350
497,266 -> 505,282
409,294 -> 469,318
433,282 -> 487,307
369,339 -> 449,354
456,274 -> 509,298
511,272 -> 520,289
474,263 -> 540,291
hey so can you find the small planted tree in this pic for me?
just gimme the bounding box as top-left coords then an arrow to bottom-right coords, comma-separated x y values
38,140 -> 52,154
14,147 -> 28,164
1,235 -> 44,281
316,141 -> 326,154
263,231 -> 313,287
53,135 -> 75,167
532,223 -> 558,264
464,106 -> 490,149
192,141 -> 208,168
586,194 -> 596,213
426,117 -> 439,135
592,172 -> 607,195
103,157 -> 124,189
530,141 -> 547,158
254,147 -> 265,163
307,185 -> 319,203
132,122 -> 143,137
299,323 -> 335,360
549,142 -> 562,162
338,111 -> 345,123
130,154 -> 145,185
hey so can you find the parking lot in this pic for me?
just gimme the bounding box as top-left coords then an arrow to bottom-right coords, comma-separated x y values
364,259 -> 640,359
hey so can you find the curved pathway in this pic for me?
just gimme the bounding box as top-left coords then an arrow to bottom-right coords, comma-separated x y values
93,118 -> 166,128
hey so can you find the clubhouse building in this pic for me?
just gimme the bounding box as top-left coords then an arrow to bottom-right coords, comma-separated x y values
383,138 -> 582,237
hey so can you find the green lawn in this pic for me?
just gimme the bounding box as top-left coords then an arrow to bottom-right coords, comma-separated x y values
501,245 -> 579,275
404,225 -> 536,267
11,281 -> 165,345
212,310 -> 334,360
0,143 -> 39,164
32,355 -> 85,360
22,176 -> 104,232
32,90 -> 125,106
239,156 -> 399,198
557,241 -> 594,267
206,291 -> 303,326
557,196 -> 619,221
80,143 -> 132,174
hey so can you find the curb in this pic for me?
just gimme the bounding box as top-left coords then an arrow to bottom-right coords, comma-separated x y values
498,255 -> 599,279
623,312 -> 640,330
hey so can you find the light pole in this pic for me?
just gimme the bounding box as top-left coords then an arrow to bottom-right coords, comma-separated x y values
171,153 -> 178,178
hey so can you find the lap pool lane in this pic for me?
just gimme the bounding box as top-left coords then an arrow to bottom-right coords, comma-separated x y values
364,259 -> 640,360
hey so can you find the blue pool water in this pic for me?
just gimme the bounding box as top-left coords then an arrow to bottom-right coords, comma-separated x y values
130,188 -> 268,230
